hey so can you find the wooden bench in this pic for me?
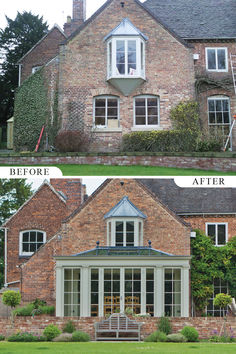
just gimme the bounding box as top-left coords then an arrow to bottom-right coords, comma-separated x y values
94,313 -> 142,341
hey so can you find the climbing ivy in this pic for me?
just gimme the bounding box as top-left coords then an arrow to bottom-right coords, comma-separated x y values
191,230 -> 236,314
14,69 -> 48,151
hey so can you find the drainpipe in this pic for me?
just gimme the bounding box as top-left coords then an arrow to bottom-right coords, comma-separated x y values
0,227 -> 8,287
18,64 -> 22,87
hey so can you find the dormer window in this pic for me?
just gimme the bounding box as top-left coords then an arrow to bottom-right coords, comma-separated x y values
104,18 -> 148,96
104,196 -> 146,247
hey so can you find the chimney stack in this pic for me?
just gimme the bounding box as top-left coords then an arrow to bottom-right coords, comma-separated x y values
64,0 -> 86,37
50,179 -> 86,215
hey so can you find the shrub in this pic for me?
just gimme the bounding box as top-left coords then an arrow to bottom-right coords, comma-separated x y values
32,298 -> 46,309
53,333 -> 73,342
124,307 -> 134,316
8,332 -> 45,342
213,293 -> 232,309
196,137 -> 222,152
181,326 -> 199,342
158,316 -> 172,335
170,100 -> 200,135
39,305 -> 55,315
0,335 -> 5,341
43,325 -> 61,341
122,130 -> 197,152
55,130 -> 90,152
144,330 -> 167,342
166,333 -> 187,342
13,303 -> 34,316
2,291 -> 21,309
63,320 -> 76,334
71,330 -> 90,342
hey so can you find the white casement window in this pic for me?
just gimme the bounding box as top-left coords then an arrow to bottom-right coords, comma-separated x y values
164,268 -> 181,317
206,48 -> 228,72
107,37 -> 145,79
207,278 -> 228,317
134,95 -> 159,127
107,218 -> 143,247
93,96 -> 119,128
19,230 -> 46,256
64,268 -> 81,316
206,223 -> 228,246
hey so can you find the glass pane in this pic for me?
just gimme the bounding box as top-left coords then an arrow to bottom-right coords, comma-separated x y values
165,281 -> 172,292
165,269 -> 172,280
217,49 -> 226,70
148,98 -> 157,107
64,305 -> 70,316
146,294 -> 154,305
95,117 -> 105,126
135,98 -> 145,106
113,269 -> 120,280
104,281 -> 111,292
73,281 -> 80,293
223,112 -> 229,124
136,107 -> 145,116
30,231 -> 36,242
222,100 -> 229,111
173,305 -> 181,316
173,269 -> 181,280
174,293 -> 181,305
104,269 -> 111,280
148,116 -> 158,125
174,281 -> 181,292
128,52 -> 136,64
125,269 -> 132,280
65,269 -> 72,280
134,269 -> 141,280
117,40 -> 125,52
146,269 -> 154,281
125,282 -> 132,292
95,108 -> 105,116
108,99 -> 117,107
72,305 -> 80,316
22,243 -> 29,252
64,293 -> 70,305
64,281 -> 72,292
126,221 -> 134,232
148,107 -> 158,116
208,100 -> 215,111
91,293 -> 98,304
113,281 -> 120,293
91,269 -> 99,280
22,232 -> 29,242
207,49 -> 216,69
30,243 -> 36,252
165,305 -> 172,317
95,99 -> 105,107
91,281 -> 98,292
165,293 -> 172,304
37,232 -> 44,242
209,112 -> 216,124
146,281 -> 154,292
134,281 -> 141,292
72,292 -> 80,304
218,224 -> 226,245
117,63 -> 125,74
216,112 -> 223,124
73,269 -> 80,280
216,100 -> 222,111
128,41 -> 136,51
136,116 -> 146,125
107,107 -> 117,117
36,242 -> 43,250
208,224 -> 216,244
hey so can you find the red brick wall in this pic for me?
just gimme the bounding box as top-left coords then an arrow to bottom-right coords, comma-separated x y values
0,315 -> 235,340
20,27 -> 65,83
59,0 -> 195,151
5,184 -> 67,285
20,179 -> 190,303
183,215 -> 236,241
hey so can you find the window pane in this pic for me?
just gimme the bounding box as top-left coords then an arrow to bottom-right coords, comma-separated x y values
96,99 -> 105,107
207,224 -> 216,244
146,281 -> 154,292
95,107 -> 105,116
148,116 -> 158,125
136,107 -> 145,116
222,100 -> 229,111
216,112 -> 223,124
22,243 -> 29,252
91,269 -> 99,280
134,269 -> 141,280
217,49 -> 226,70
208,100 -> 215,111
30,231 -> 36,242
223,112 -> 229,124
65,269 -> 72,280
107,108 -> 117,118
117,40 -> 125,52
125,269 -> 132,280
207,49 -> 216,69
37,232 -> 44,242
23,232 -> 29,242
146,294 -> 153,304
30,243 -> 36,252
108,99 -> 117,107
218,224 -> 226,245
95,117 -> 105,126
64,281 -> 72,292
165,269 -> 172,280
116,41 -> 125,75
148,106 -> 158,116
136,116 -> 146,125
128,41 -> 136,51
209,112 -> 216,124
135,98 -> 145,106
104,269 -> 111,280
216,100 -> 222,111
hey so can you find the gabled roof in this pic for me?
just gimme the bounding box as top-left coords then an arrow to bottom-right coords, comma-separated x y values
144,0 -> 236,39
64,0 -> 190,48
140,179 -> 236,215
3,180 -> 66,227
17,24 -> 66,64
104,196 -> 147,219
104,18 -> 148,41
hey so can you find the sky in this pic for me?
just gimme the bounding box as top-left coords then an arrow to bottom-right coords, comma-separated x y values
0,0 -> 145,30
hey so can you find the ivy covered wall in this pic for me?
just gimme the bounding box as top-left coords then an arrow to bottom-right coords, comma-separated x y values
14,64 -> 60,152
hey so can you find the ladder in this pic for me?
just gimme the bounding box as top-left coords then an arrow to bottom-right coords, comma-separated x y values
223,54 -> 236,151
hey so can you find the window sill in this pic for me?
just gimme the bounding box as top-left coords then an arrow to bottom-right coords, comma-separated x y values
131,126 -> 163,132
19,255 -> 32,258
206,69 -> 228,73
93,128 -> 123,133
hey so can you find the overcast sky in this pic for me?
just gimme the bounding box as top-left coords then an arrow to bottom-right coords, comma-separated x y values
1,0 -> 145,30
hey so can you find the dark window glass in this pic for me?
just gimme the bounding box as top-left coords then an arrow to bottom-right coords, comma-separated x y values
217,49 -> 226,70
207,49 -> 216,69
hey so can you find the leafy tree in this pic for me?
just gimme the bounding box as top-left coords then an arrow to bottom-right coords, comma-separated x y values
191,230 -> 236,315
0,12 -> 48,126
0,179 -> 33,288
2,290 -> 21,309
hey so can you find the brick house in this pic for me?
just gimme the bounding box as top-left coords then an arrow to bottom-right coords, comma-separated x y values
1,178 -> 235,318
15,0 -> 236,152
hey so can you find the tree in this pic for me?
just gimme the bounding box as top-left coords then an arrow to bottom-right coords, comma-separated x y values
0,12 -> 48,126
2,290 -> 21,309
0,179 -> 33,288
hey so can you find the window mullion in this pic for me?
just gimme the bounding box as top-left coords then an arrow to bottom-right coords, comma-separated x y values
105,98 -> 108,127
125,40 -> 128,76
124,221 -> 126,247
145,98 -> 148,125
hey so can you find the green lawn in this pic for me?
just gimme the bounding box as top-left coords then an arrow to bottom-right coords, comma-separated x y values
0,342 -> 235,354
55,164 -> 236,176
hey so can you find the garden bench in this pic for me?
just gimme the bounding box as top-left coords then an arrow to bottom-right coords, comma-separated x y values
94,313 -> 142,341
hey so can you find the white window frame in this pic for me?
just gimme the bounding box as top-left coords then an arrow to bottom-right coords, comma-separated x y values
205,222 -> 228,246
19,230 -> 46,256
133,95 -> 160,128
208,96 -> 231,126
93,95 -> 120,129
106,217 -> 143,247
205,47 -> 228,72
107,36 -> 145,79
63,268 -> 81,317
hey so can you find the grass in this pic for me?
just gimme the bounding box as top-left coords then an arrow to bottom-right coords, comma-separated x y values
0,342 -> 235,354
55,164 -> 236,176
